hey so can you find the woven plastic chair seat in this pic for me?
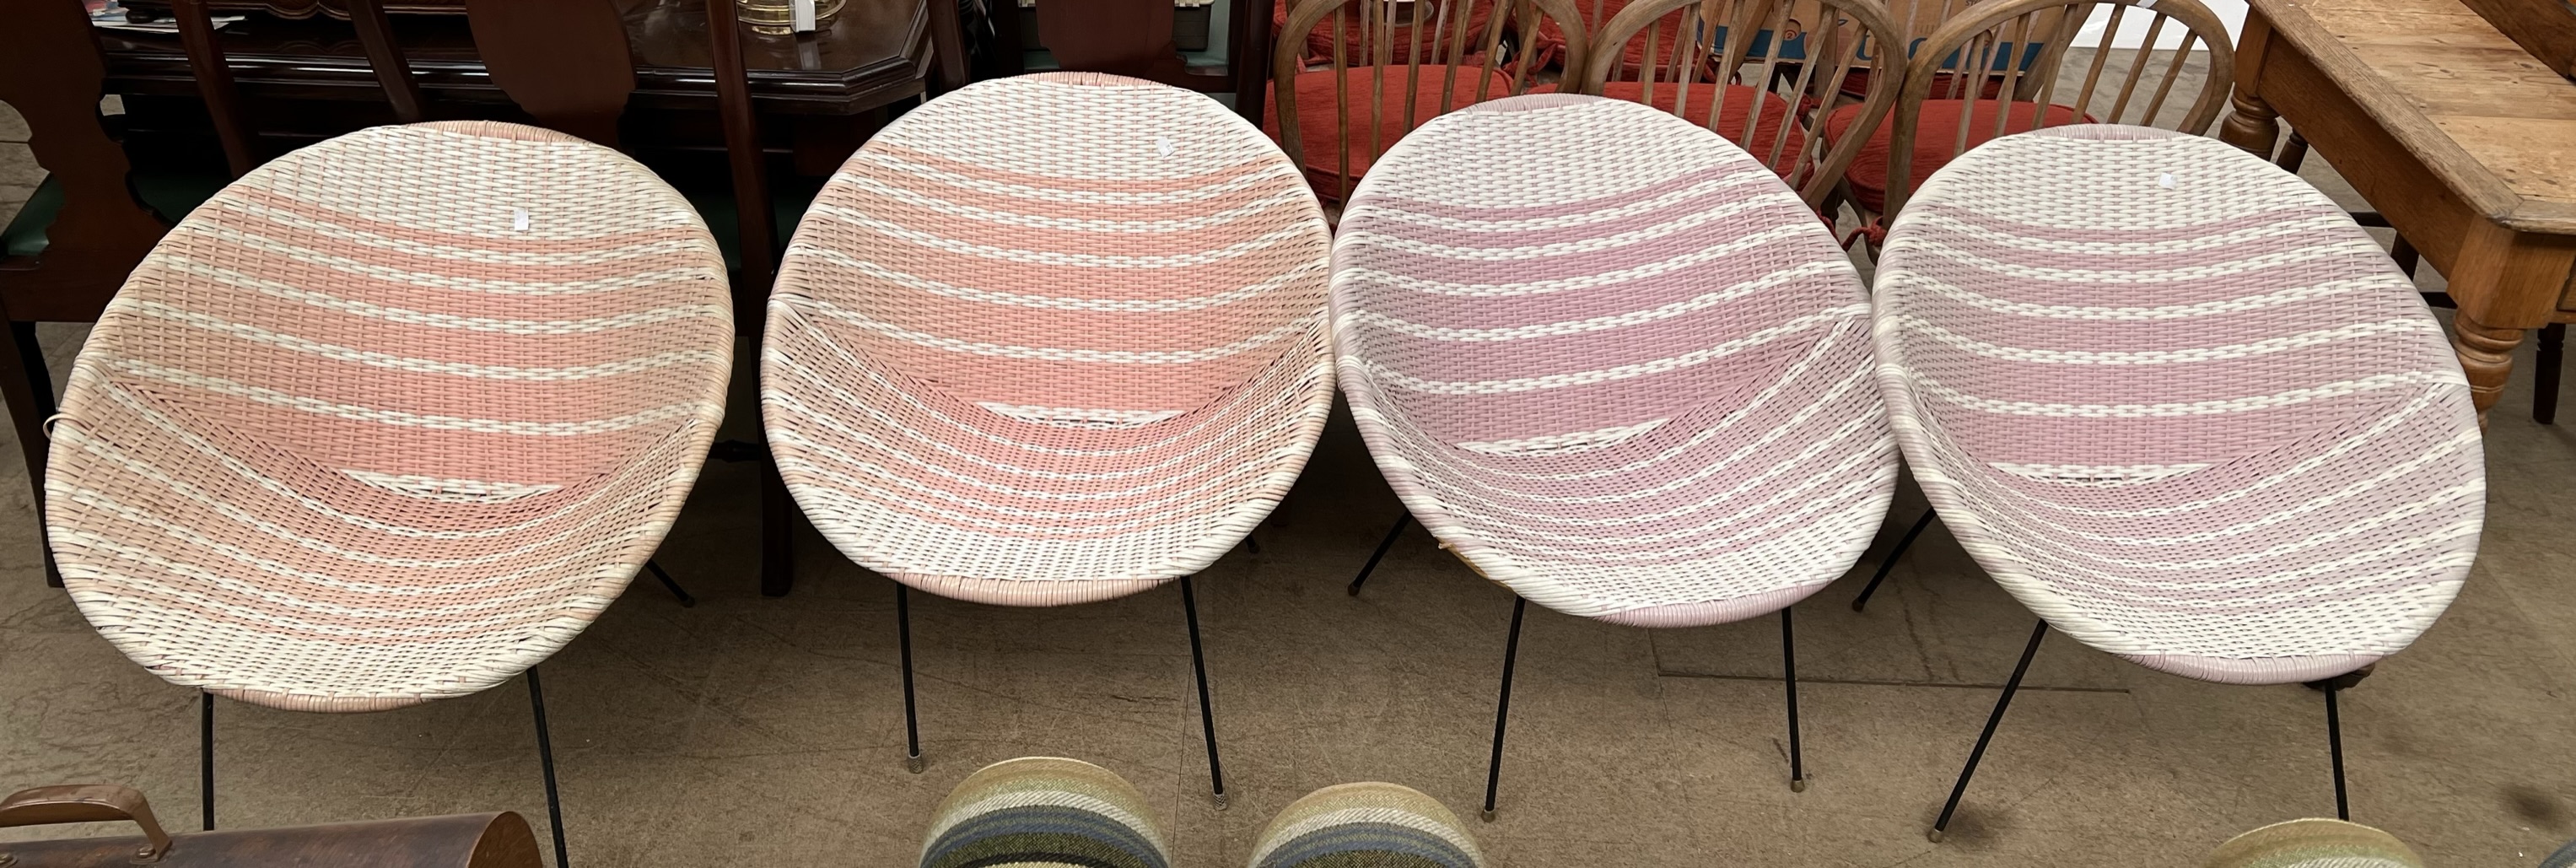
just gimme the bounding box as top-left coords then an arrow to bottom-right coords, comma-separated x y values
1823,98 -> 2092,213
763,73 -> 1334,606
1333,94 -> 1896,627
1873,125 -> 2482,685
1528,81 -> 1807,177
44,121 -> 734,712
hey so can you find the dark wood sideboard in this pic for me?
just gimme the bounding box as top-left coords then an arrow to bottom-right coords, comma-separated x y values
97,0 -> 937,178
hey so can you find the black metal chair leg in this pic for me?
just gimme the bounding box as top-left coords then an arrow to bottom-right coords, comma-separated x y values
1241,536 -> 1261,555
1851,511 -> 1937,612
643,560 -> 696,607
2326,684 -> 2349,821
200,691 -> 214,830
1481,596 -> 1528,822
759,463 -> 794,597
1348,512 -> 1412,596
1782,607 -> 1806,792
3,321 -> 62,588
897,584 -> 923,774
1930,619 -> 2047,843
2537,322 -> 2564,426
526,667 -> 569,868
1180,575 -> 1227,808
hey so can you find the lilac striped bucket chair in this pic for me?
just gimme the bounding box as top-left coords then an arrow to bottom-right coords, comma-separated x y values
1332,94 -> 1898,818
40,121 -> 735,860
760,73 -> 1336,806
1872,125 -> 2483,840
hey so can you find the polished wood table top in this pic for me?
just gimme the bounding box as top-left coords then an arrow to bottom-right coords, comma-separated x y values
98,0 -> 934,116
2222,0 -> 2576,422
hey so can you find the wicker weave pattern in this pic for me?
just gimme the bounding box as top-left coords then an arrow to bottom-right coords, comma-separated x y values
1873,125 -> 2482,684
920,757 -> 1172,868
44,121 -> 734,711
762,73 -> 1334,605
1333,94 -> 1895,626
1248,782 -> 1487,868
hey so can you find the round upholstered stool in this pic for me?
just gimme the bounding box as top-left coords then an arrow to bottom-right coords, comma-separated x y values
2206,819 -> 2423,868
1248,783 -> 1488,868
919,757 -> 1172,868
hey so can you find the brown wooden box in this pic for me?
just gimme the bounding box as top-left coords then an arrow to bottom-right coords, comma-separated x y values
2455,0 -> 2576,78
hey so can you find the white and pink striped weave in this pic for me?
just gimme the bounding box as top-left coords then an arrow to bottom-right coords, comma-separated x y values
1333,94 -> 1897,627
44,121 -> 735,711
761,73 -> 1335,605
1873,125 -> 2483,684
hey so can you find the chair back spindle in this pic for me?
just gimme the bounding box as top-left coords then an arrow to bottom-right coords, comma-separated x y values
1583,0 -> 1904,208
1273,0 -> 1587,202
1884,0 -> 2233,213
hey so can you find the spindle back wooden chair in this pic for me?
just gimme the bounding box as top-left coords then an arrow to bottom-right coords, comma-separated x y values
1879,0 -> 2234,215
1267,0 -> 1589,202
1579,0 -> 1904,208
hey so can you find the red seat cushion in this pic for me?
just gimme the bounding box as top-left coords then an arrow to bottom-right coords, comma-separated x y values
1534,0 -> 1678,73
1531,82 -> 1806,176
1264,66 -> 1519,201
1274,0 -> 1502,67
1823,99 -> 2088,213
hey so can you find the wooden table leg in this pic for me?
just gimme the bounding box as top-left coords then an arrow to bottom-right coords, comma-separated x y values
2453,310 -> 2524,426
2219,86 -> 2281,159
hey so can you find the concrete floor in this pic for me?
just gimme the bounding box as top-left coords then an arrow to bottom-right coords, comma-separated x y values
2,57 -> 2573,867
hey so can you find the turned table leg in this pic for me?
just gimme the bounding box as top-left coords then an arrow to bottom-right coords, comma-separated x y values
2452,311 -> 2523,427
2219,86 -> 2282,159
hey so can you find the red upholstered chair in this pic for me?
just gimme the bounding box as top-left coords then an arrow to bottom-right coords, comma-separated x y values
1572,0 -> 1904,208
1824,0 -> 2235,248
1264,0 -> 1587,202
1272,0 -> 1505,67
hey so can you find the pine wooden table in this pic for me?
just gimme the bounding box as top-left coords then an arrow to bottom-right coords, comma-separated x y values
2218,0 -> 2576,424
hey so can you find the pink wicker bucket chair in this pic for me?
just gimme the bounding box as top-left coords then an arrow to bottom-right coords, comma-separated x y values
40,121 -> 733,852
1333,94 -> 1897,819
760,73 -> 1335,806
1872,125 -> 2484,841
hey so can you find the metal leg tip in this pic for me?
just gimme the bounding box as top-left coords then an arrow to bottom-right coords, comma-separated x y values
1345,582 -> 1363,597
1479,808 -> 1495,823
906,753 -> 925,774
1927,828 -> 1946,844
1211,791 -> 1229,811
1849,598 -> 1868,612
1790,778 -> 1808,793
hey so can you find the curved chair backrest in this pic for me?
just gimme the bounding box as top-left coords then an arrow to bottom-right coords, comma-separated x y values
45,121 -> 733,710
763,73 -> 1334,602
1883,0 -> 2234,214
1580,0 -> 1905,207
1334,94 -> 1892,624
1271,0 -> 1590,202
1873,125 -> 2480,684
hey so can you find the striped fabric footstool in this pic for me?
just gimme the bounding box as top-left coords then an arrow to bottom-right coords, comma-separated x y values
1248,783 -> 1487,868
920,757 -> 1172,868
2206,819 -> 2423,868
